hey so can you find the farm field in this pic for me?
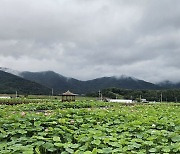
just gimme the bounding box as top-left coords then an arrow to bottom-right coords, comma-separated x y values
0,99 -> 180,154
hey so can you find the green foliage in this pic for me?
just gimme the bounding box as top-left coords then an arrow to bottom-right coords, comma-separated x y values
0,100 -> 180,153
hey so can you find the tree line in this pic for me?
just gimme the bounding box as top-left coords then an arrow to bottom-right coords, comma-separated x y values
86,87 -> 180,102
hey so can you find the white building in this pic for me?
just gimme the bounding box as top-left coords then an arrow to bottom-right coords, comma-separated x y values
108,99 -> 133,103
0,96 -> 11,99
141,99 -> 148,103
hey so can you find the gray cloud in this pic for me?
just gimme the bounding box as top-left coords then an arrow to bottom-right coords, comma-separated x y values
0,0 -> 180,83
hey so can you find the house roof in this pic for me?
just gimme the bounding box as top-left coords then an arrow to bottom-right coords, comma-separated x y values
61,90 -> 77,96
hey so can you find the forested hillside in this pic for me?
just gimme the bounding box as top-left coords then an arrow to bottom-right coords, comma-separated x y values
0,71 -> 51,95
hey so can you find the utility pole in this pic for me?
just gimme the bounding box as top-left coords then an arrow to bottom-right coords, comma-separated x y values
160,93 -> 162,103
16,91 -> 17,98
52,88 -> 54,96
140,95 -> 141,102
98,90 -> 101,101
175,97 -> 177,103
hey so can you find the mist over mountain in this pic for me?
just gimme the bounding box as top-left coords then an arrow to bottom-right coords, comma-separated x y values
19,70 -> 160,94
157,80 -> 180,89
0,67 -> 20,76
20,71 -> 82,93
2,67 -> 180,94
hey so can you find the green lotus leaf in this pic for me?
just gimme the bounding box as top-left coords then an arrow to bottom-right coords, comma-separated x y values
102,148 -> 113,154
149,148 -> 157,153
162,146 -> 171,153
54,143 -> 63,147
92,148 -> 98,154
53,136 -> 61,142
172,135 -> 180,142
91,139 -> 101,145
65,147 -> 74,153
70,143 -> 79,149
58,118 -> 66,124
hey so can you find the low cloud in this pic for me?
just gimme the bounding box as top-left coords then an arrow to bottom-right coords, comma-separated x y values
0,0 -> 180,83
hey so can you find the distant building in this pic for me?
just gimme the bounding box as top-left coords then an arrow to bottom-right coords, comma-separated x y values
108,99 -> 133,103
141,99 -> 148,103
0,96 -> 11,99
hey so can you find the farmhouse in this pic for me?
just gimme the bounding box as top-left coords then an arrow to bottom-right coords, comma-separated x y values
60,90 -> 77,102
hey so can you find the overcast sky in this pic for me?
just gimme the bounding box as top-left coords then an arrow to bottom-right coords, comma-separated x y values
0,0 -> 180,83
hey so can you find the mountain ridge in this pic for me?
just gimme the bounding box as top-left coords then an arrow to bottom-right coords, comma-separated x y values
2,67 -> 180,94
0,70 -> 51,95
19,70 -> 160,93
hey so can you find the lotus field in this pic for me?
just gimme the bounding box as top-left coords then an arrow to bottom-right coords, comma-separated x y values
0,100 -> 180,154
